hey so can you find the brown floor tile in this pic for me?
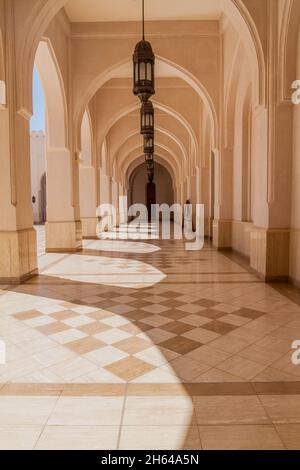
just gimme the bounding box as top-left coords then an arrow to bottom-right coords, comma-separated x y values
236,308 -> 264,320
162,321 -> 194,335
161,300 -> 186,309
78,322 -> 111,335
123,311 -> 151,321
202,320 -> 237,335
114,337 -> 152,354
194,299 -> 219,308
160,336 -> 201,355
196,308 -> 225,319
160,310 -> 189,321
14,310 -> 43,321
105,356 -> 154,381
37,321 -> 70,335
87,311 -> 114,321
50,310 -> 79,321
129,300 -> 152,309
65,337 -> 105,354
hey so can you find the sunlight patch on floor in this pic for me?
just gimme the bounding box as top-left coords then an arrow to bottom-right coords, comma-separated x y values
83,239 -> 161,254
42,254 -> 166,288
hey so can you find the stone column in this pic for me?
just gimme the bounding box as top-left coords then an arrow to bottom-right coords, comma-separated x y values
249,2 -> 292,281
212,148 -> 233,249
45,148 -> 82,252
0,5 -> 37,283
79,165 -> 97,238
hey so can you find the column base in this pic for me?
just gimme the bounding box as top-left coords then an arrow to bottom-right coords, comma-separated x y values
45,220 -> 82,253
212,219 -> 232,249
289,229 -> 300,286
81,217 -> 98,239
250,227 -> 290,282
0,228 -> 38,285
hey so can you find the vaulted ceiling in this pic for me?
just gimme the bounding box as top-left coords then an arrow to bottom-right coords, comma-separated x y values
64,0 -> 222,23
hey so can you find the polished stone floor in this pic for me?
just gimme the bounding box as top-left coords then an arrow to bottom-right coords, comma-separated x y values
0,223 -> 300,449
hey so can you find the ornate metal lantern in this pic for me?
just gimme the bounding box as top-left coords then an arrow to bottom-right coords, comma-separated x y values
141,100 -> 154,135
133,0 -> 155,102
146,159 -> 154,171
145,153 -> 154,163
144,134 -> 154,154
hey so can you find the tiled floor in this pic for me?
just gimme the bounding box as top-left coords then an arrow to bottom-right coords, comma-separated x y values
0,223 -> 300,449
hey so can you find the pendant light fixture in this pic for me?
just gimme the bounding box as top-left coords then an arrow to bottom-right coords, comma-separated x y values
140,100 -> 154,135
145,153 -> 154,163
144,133 -> 154,154
133,0 -> 155,102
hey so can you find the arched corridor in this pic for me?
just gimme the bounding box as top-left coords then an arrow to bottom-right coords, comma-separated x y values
0,0 -> 300,451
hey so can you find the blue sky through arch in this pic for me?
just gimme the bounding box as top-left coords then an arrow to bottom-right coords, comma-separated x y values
30,67 -> 45,131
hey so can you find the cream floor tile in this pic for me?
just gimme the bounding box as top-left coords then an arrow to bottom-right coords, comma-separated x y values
35,425 -> 119,450
134,345 -> 178,367
199,425 -> 284,450
37,305 -> 66,314
253,367 -> 299,382
119,426 -> 201,450
101,316 -> 130,327
209,334 -> 254,354
47,356 -> 99,381
193,396 -> 269,425
62,316 -> 94,328
139,328 -> 176,344
24,316 -> 56,328
217,355 -> 268,380
48,396 -> 124,426
50,328 -> 88,344
72,367 -> 124,384
0,356 -> 46,382
182,328 -> 220,344
142,304 -> 171,314
33,345 -> 76,367
179,315 -> 211,327
0,396 -> 58,425
275,424 -> 300,449
130,367 -> 182,383
18,337 -> 57,355
84,345 -> 129,366
123,396 -> 195,426
186,345 -> 232,367
210,304 -> 240,314
0,425 -> 43,450
238,343 -> 285,367
218,314 -> 250,327
195,367 -> 248,383
260,395 -> 300,423
14,369 -> 62,384
94,328 -> 132,345
169,356 -> 211,382
71,306 -> 99,314
141,315 -> 171,328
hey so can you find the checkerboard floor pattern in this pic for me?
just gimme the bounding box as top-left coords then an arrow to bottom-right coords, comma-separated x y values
0,223 -> 299,384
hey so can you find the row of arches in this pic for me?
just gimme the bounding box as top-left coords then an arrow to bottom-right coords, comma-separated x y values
0,0 -> 300,283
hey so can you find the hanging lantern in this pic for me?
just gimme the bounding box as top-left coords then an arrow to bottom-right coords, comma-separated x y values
146,159 -> 154,172
144,134 -> 154,154
133,0 -> 155,102
141,100 -> 154,135
145,153 -> 154,163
